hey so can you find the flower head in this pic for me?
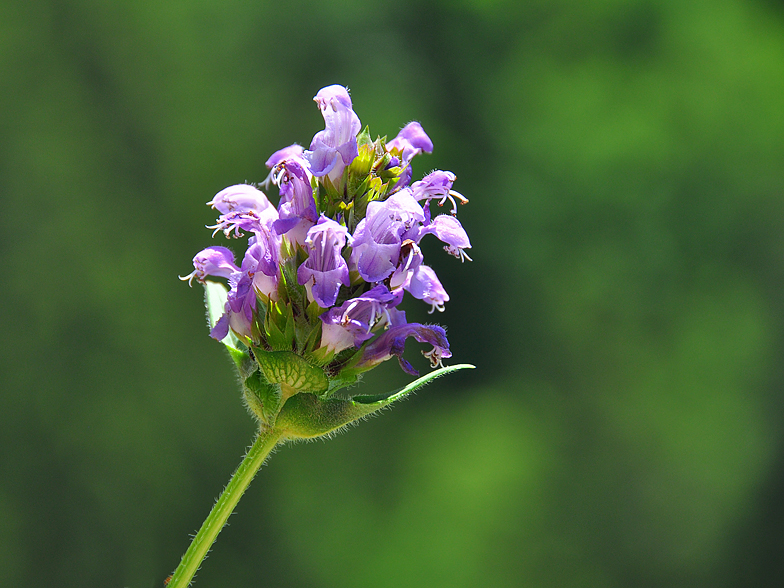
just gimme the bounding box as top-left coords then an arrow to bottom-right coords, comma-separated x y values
183,84 -> 473,428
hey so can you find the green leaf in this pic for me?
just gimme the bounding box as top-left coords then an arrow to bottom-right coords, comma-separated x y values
276,364 -> 475,438
203,281 -> 248,367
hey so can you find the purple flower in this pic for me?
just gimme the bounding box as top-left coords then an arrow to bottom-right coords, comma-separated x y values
386,122 -> 433,190
383,231 -> 455,312
411,170 -> 468,217
262,144 -> 310,191
319,284 -> 398,353
406,264 -> 450,313
271,159 -> 318,245
350,189 -> 426,282
388,121 -> 433,163
179,246 -> 239,286
246,232 -> 282,292
305,85 -> 361,183
419,214 -> 473,262
206,184 -> 278,238
353,322 -> 452,376
297,215 -> 351,309
187,84 -> 472,379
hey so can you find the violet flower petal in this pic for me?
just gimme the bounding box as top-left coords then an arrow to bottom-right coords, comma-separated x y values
406,264 -> 450,313
351,190 -> 426,283
305,85 -> 361,181
272,159 -> 318,243
297,215 -> 351,308
265,144 -> 305,169
354,322 -> 451,376
387,121 -> 433,163
206,184 -> 278,238
319,285 -> 398,351
179,246 -> 239,285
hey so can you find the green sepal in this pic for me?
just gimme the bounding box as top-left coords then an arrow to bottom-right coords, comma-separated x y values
301,319 -> 323,354
356,125 -> 372,148
276,364 -> 475,438
373,151 -> 393,174
348,143 -> 375,178
305,300 -> 325,322
203,280 -> 250,368
254,349 -> 329,394
320,173 -> 343,207
264,299 -> 295,351
306,345 -> 336,368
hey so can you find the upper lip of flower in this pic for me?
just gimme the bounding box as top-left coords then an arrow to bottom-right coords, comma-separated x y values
305,85 -> 361,180
387,121 -> 434,163
205,184 -> 279,238
179,246 -> 239,286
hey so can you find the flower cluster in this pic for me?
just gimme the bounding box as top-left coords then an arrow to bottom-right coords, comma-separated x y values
182,85 -> 471,405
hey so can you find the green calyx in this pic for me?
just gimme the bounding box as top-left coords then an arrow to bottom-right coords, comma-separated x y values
203,280 -> 474,438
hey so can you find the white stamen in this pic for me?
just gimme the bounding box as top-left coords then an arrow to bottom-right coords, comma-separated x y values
423,347 -> 445,368
178,270 -> 199,286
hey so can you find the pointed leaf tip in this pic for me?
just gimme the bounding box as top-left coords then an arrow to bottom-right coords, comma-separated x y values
351,363 -> 475,405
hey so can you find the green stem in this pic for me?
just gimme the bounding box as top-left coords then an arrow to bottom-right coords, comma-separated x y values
167,426 -> 284,588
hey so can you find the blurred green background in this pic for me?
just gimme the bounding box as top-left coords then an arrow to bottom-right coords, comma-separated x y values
2,0 -> 784,586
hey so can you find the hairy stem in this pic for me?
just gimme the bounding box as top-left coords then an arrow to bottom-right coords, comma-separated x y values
167,427 -> 284,588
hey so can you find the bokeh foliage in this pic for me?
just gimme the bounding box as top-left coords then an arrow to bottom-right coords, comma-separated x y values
2,0 -> 784,586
